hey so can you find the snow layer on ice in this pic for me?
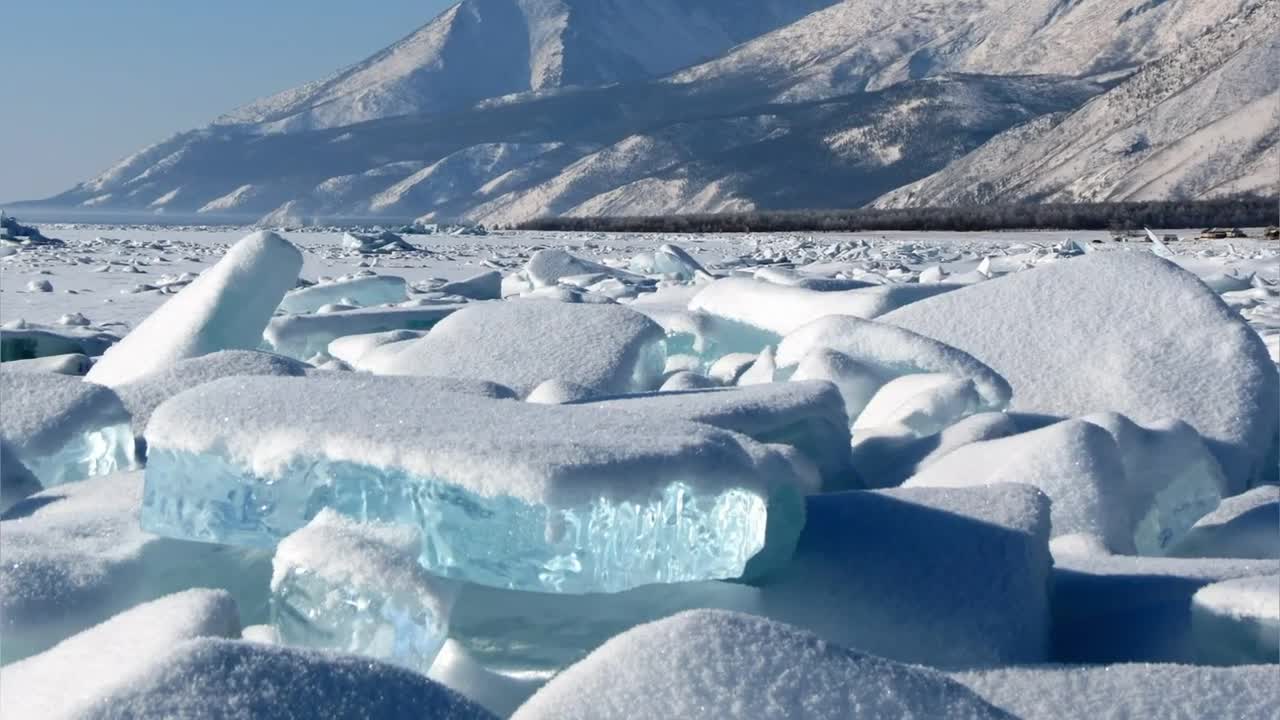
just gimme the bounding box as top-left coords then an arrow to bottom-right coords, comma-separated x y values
1190,574 -> 1280,664
1,353 -> 94,375
0,589 -> 241,720
522,248 -> 650,289
115,349 -> 310,434
0,471 -> 270,663
955,663 -> 1280,720
142,374 -> 807,593
263,303 -> 463,361
850,411 -> 1020,489
580,381 -> 845,491
755,484 -> 1052,667
78,638 -> 496,720
882,251 -> 1280,490
271,509 -> 457,672
436,270 -> 502,300
357,300 -> 666,398
1051,551 -> 1279,663
689,276 -> 959,335
904,419 -> 1136,552
0,321 -> 118,362
1171,486 -> 1279,559
0,371 -> 135,490
86,231 -> 302,386
853,372 -> 989,437
277,273 -> 407,314
628,243 -> 710,281
0,439 -> 42,512
326,329 -> 427,366
512,609 -> 1014,720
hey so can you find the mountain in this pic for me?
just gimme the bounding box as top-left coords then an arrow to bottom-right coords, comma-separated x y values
214,0 -> 836,133
874,0 -> 1280,206
17,0 -> 1277,221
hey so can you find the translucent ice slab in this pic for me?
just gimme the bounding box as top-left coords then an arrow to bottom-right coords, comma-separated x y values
141,375 -> 805,593
278,274 -> 408,314
272,511 -> 455,672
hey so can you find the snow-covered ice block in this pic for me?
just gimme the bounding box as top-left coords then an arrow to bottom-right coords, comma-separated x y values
580,381 -> 847,490
141,375 -> 807,593
689,276 -> 960,336
1190,575 -> 1279,664
87,231 -> 302,386
851,412 -> 1020,489
523,248 -> 650,289
1171,486 -> 1279,559
954,663 -> 1280,720
264,303 -> 462,361
736,345 -> 775,385
512,610 -> 1013,720
0,371 -> 135,490
449,579 -> 761,673
437,270 -> 502,300
1,353 -> 94,375
853,372 -> 989,437
278,273 -> 407,314
706,352 -> 757,385
754,266 -> 874,291
754,484 -> 1052,667
628,244 -> 709,281
116,349 -> 310,435
341,229 -> 417,253
0,589 -> 241,720
0,439 -> 42,513
525,378 -> 594,404
1083,413 -> 1225,555
1051,551 -> 1279,662
632,306 -> 781,366
0,472 -> 271,663
327,329 -> 427,366
78,638 -> 496,720
660,370 -> 718,391
776,314 -> 1011,421
357,300 -> 666,398
905,419 -> 1136,552
881,252 -> 1280,491
271,510 -> 457,672
0,321 -> 118,362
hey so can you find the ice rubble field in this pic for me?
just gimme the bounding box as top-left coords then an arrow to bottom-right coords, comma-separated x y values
1,224 -> 1278,719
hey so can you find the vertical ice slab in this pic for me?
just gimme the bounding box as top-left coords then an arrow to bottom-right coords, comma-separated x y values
141,375 -> 806,593
86,231 -> 303,386
1,371 -> 136,493
271,510 -> 457,672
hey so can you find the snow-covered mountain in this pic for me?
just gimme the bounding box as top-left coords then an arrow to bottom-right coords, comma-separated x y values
874,0 -> 1280,207
215,0 -> 836,133
17,0 -> 1277,221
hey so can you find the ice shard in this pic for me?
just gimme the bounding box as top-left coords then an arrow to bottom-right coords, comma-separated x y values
141,375 -> 806,593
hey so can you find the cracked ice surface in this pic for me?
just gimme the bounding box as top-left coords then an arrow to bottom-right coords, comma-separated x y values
141,375 -> 805,593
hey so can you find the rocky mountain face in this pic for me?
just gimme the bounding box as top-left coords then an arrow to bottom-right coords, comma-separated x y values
21,0 -> 1277,221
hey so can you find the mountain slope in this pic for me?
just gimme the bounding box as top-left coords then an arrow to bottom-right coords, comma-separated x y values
215,0 -> 836,133
874,0 -> 1280,207
670,0 -> 1256,102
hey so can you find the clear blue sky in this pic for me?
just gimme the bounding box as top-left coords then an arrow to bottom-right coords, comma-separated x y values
0,1 -> 455,203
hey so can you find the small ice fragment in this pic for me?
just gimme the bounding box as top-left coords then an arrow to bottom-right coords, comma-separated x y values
25,279 -> 52,292
271,510 -> 457,672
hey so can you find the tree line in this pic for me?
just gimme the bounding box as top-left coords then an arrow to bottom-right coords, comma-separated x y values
516,195 -> 1279,234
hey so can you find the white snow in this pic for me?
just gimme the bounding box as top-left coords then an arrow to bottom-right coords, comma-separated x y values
356,300 -> 666,398
1171,486 -> 1279,560
689,276 -> 959,335
512,609 -> 1014,720
755,484 -> 1052,667
86,231 -> 303,386
955,663 -> 1280,720
883,251 -> 1280,491
277,273 -> 407,314
0,589 -> 241,720
1190,574 -> 1280,664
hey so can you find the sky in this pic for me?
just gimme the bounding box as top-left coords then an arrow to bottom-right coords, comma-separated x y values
1,1 -> 455,204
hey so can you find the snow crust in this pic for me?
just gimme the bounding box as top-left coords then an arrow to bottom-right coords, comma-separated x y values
883,252 -> 1280,490
357,300 -> 667,398
513,609 -> 1014,720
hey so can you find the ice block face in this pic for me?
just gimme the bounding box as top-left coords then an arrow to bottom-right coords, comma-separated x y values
142,375 -> 805,594
271,511 -> 454,672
